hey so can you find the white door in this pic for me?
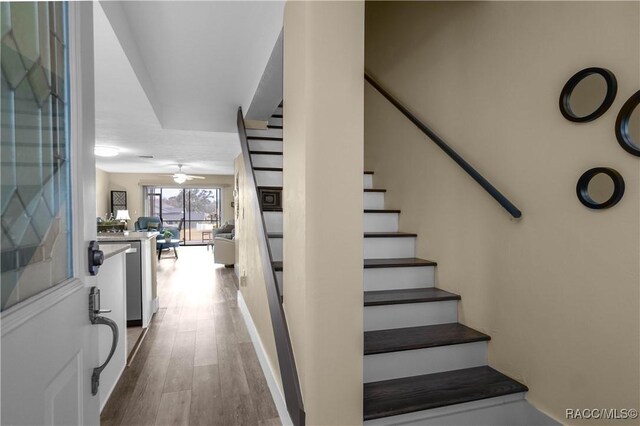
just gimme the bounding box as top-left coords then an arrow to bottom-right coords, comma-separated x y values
1,3 -> 103,425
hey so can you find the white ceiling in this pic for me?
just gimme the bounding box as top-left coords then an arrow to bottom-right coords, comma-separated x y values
94,1 -> 284,174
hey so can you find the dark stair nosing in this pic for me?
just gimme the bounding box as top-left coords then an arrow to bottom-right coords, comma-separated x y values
254,167 -> 283,172
266,233 -> 418,240
364,232 -> 417,238
364,188 -> 386,193
364,323 -> 490,355
364,209 -> 401,213
364,258 -> 436,268
257,186 -> 283,190
363,366 -> 528,421
272,114 -> 283,118
270,232 -> 416,239
364,288 -> 460,306
268,125 -> 283,129
364,171 -> 374,175
247,136 -> 283,141
250,151 -> 283,156
263,208 -> 283,212
272,261 -> 283,271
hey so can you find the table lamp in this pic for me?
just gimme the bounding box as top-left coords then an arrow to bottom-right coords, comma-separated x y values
115,210 -> 130,228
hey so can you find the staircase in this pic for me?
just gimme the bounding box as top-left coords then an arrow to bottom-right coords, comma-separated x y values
362,171 -> 556,425
244,103 -> 555,425
245,104 -> 285,296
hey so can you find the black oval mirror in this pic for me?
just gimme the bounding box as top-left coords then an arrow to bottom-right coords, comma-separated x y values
560,68 -> 617,122
615,90 -> 640,157
576,167 -> 625,209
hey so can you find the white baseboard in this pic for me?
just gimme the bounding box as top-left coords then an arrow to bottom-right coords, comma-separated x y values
237,292 -> 293,426
152,297 -> 159,313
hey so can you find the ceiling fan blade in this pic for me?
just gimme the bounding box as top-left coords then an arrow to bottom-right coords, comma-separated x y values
188,175 -> 205,179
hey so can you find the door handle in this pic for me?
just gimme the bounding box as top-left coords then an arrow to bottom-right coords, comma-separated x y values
89,287 -> 119,396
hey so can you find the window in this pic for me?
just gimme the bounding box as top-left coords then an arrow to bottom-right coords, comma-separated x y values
143,186 -> 222,245
1,2 -> 73,310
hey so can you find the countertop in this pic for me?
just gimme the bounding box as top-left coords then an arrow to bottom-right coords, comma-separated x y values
97,231 -> 159,242
99,243 -> 131,260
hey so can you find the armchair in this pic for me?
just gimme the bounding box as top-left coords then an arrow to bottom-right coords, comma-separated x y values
213,236 -> 235,267
214,219 -> 235,239
135,216 -> 163,231
164,218 -> 184,240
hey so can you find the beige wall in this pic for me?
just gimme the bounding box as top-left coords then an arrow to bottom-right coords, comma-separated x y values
234,155 -> 283,392
105,172 -> 234,229
283,2 -> 364,424
365,2 -> 639,424
96,167 -> 110,219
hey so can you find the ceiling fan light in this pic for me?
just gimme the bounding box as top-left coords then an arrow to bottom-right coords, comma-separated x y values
174,174 -> 187,184
94,146 -> 119,157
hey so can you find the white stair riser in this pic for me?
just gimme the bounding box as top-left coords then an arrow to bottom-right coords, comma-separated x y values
275,271 -> 283,296
364,237 -> 415,259
364,341 -> 487,382
269,117 -> 283,126
269,237 -> 283,262
246,128 -> 282,138
363,394 -> 537,426
364,266 -> 435,291
264,211 -> 282,233
274,106 -> 283,115
364,174 -> 373,189
248,140 -> 282,152
255,170 -> 283,187
364,300 -> 457,331
251,154 -> 283,168
364,212 -> 399,233
364,192 -> 385,209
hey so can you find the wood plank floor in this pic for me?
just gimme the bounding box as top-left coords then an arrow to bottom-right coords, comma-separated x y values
101,246 -> 280,426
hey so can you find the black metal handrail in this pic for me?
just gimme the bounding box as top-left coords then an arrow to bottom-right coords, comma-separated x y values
365,72 -> 522,219
237,108 -> 305,426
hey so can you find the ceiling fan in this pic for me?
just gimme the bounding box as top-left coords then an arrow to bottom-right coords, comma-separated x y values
165,164 -> 205,184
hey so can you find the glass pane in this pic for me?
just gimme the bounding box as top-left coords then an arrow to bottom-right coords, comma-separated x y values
1,1 -> 72,311
186,188 -> 222,245
161,188 -> 184,231
142,187 -> 223,245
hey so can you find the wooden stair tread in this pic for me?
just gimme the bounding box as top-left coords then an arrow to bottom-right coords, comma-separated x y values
364,288 -> 460,306
364,209 -> 401,213
269,232 -> 416,239
247,136 -> 283,141
364,323 -> 489,355
364,258 -> 436,268
364,188 -> 386,192
250,151 -> 282,156
364,232 -> 417,238
254,167 -> 283,172
363,366 -> 528,420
